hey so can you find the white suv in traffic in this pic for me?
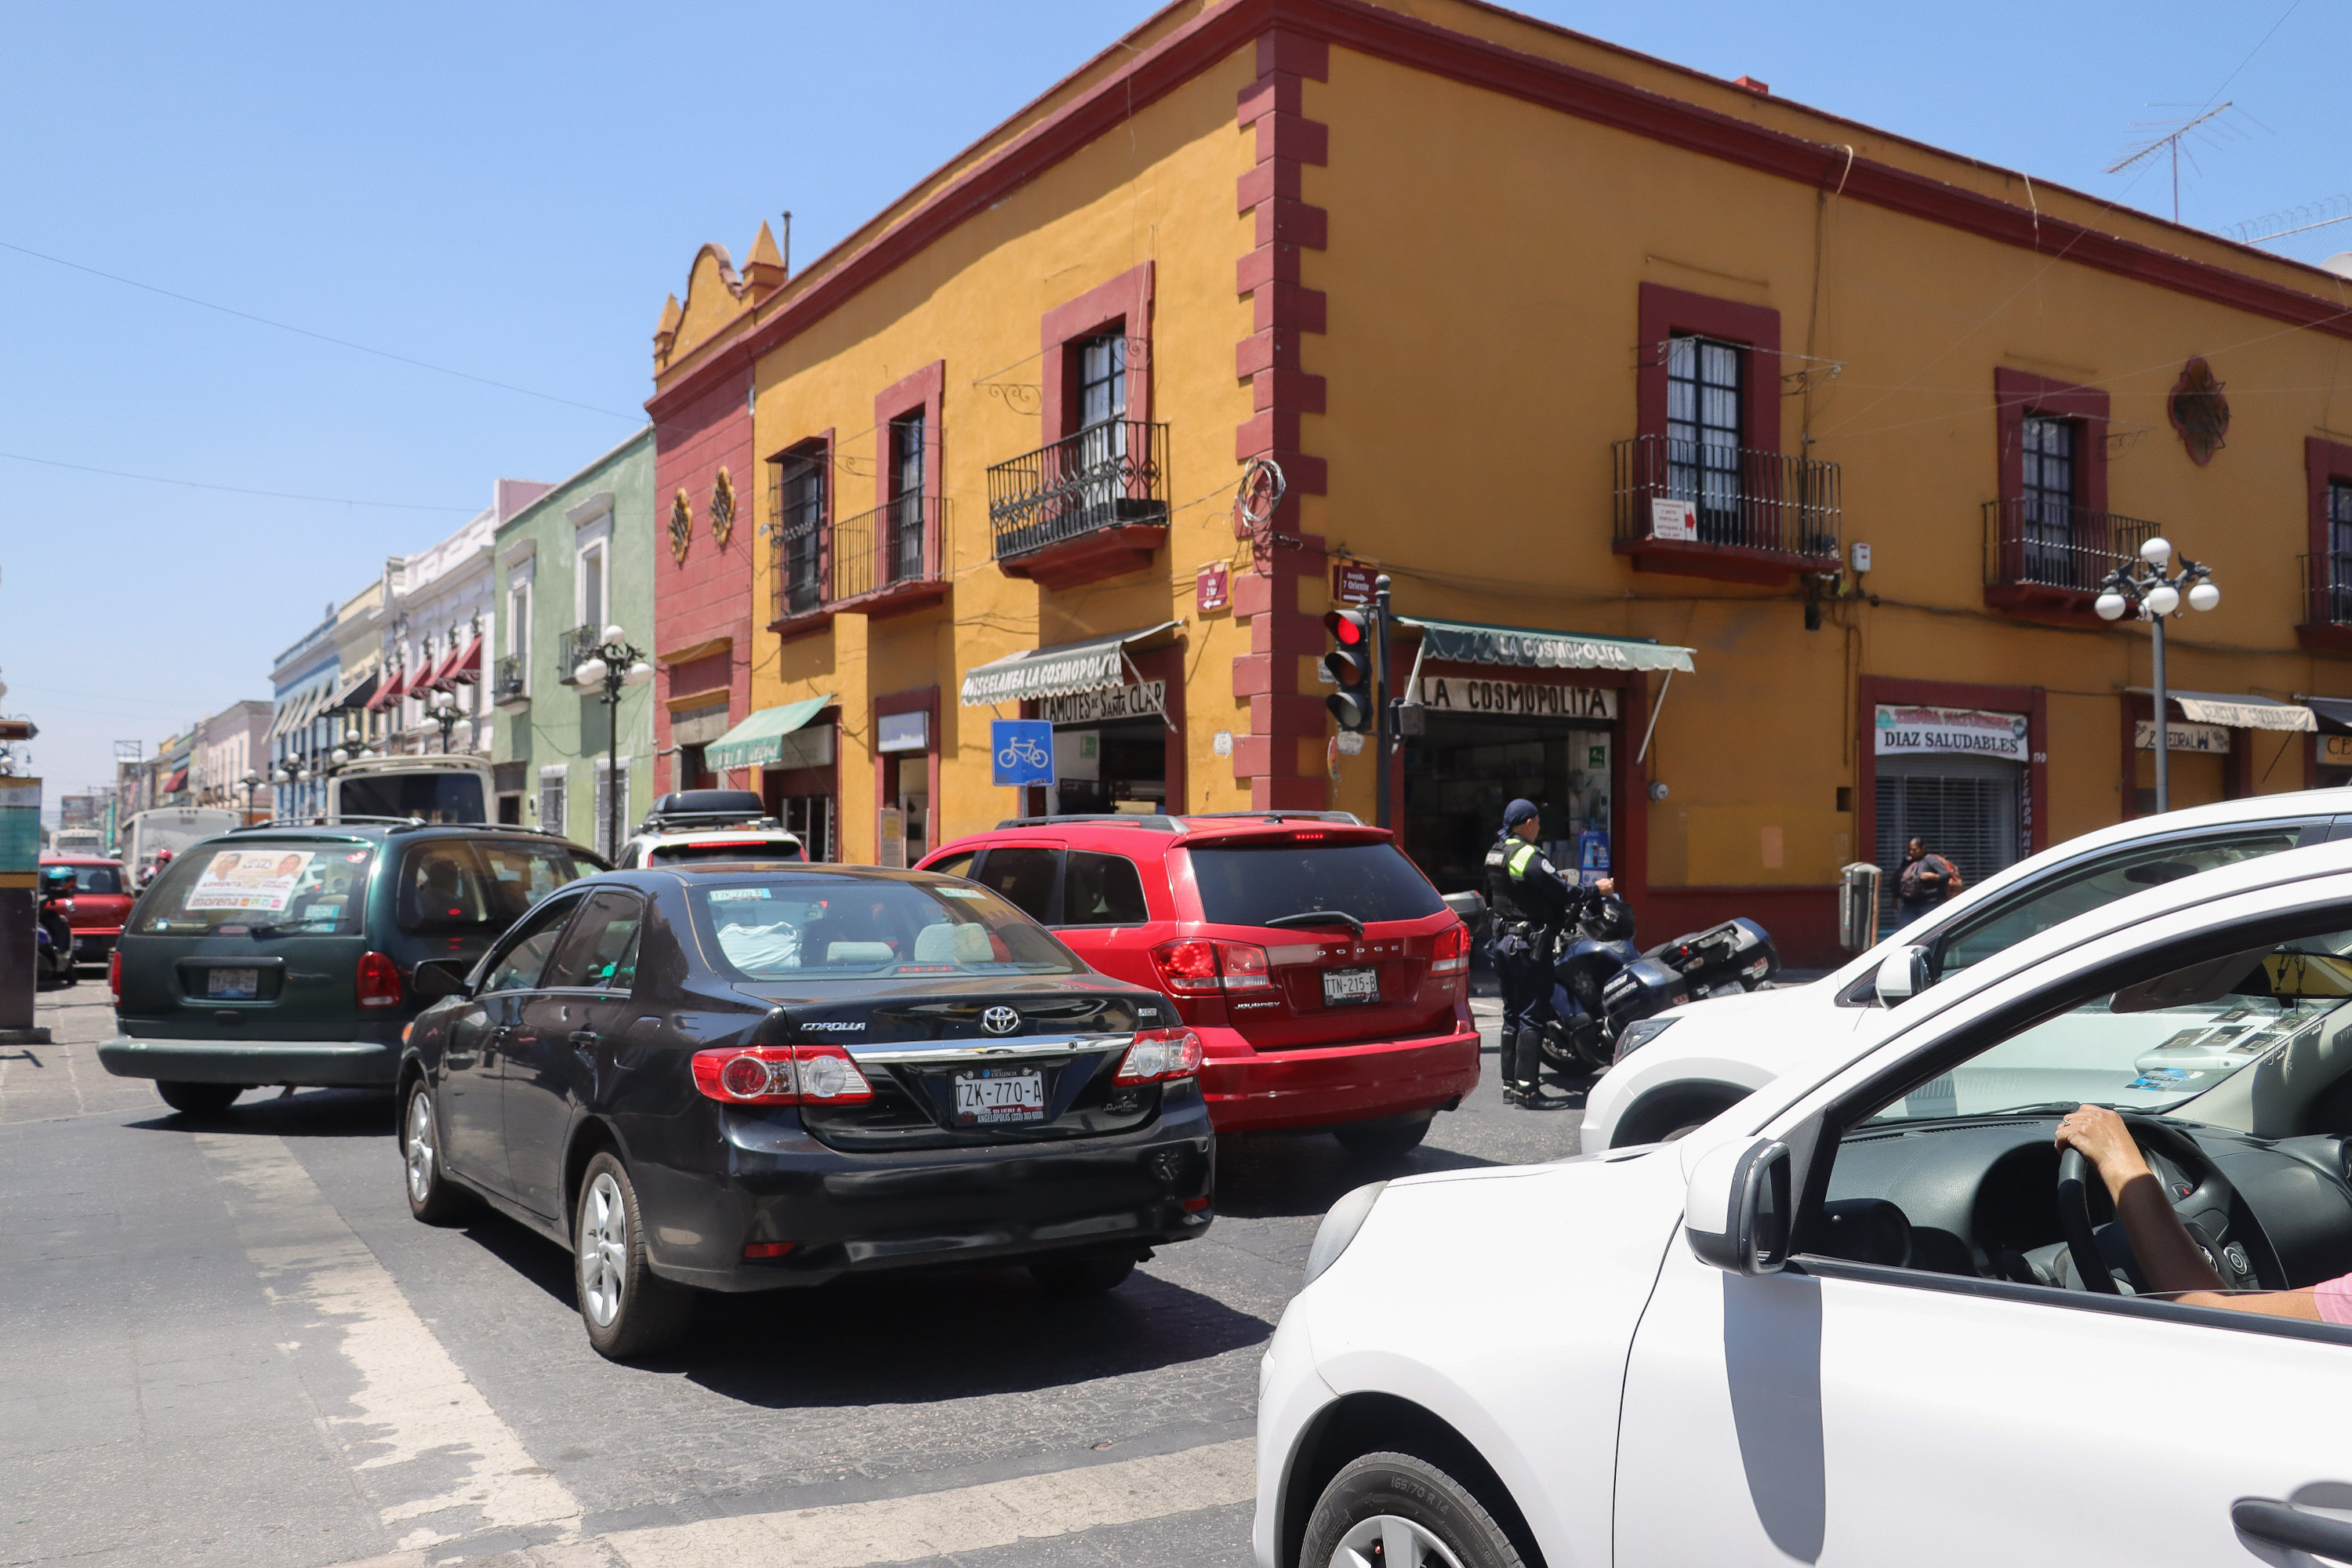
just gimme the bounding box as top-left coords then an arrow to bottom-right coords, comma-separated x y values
1583,791 -> 2352,1149
608,789 -> 804,870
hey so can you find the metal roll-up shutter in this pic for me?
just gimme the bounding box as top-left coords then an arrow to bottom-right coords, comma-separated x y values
1875,751 -> 2022,934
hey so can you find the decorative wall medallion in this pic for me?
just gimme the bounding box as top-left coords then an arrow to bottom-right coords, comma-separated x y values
2168,357 -> 2229,466
668,489 -> 693,564
710,467 -> 736,549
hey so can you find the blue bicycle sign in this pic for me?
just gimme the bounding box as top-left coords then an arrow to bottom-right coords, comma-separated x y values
991,719 -> 1054,787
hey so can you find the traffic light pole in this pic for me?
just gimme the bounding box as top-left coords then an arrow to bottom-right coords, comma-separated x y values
1374,573 -> 1392,832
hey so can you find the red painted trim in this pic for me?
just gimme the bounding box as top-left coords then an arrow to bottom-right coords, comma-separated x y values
767,426 -> 834,634
873,686 -> 941,864
1040,262 -> 1155,439
1856,675 -> 2048,883
1993,368 -> 2108,516
1635,283 -> 1780,453
872,360 -> 946,591
2305,437 -> 2352,619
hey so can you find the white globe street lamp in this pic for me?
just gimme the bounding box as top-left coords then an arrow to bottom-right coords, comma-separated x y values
2096,541 -> 2221,815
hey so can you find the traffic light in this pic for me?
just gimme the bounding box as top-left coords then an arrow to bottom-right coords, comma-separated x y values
1323,608 -> 1374,731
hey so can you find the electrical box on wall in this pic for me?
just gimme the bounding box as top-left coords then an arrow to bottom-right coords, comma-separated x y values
1851,542 -> 1872,573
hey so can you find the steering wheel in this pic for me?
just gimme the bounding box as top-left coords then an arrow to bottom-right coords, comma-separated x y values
2055,1149 -> 2118,1294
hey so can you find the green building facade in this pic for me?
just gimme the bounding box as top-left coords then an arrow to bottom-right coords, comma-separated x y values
491,428 -> 657,859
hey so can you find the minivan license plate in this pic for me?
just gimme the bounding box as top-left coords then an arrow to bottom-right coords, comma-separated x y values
207,968 -> 260,1000
1323,967 -> 1378,1007
954,1069 -> 1045,1124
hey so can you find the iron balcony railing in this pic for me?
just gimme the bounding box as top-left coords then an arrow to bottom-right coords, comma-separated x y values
771,510 -> 829,620
1611,434 -> 1841,561
2304,552 -> 2352,625
1983,499 -> 2161,597
986,419 -> 1171,561
558,623 -> 601,678
492,653 -> 526,702
832,493 -> 947,602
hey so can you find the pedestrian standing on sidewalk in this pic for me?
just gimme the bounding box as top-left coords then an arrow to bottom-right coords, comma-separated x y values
1896,837 -> 1962,925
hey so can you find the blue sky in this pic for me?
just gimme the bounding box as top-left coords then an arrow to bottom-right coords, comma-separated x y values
1,0 -> 2339,810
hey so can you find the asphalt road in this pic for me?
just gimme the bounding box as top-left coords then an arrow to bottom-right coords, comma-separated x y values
0,985 -> 1584,1568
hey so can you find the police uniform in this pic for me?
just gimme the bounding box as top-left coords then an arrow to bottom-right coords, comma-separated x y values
1484,801 -> 1581,1107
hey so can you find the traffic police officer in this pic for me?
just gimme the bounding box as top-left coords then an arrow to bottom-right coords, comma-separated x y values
1484,798 -> 1611,1108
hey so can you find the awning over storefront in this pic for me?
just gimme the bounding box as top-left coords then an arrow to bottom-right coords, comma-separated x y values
705,694 -> 836,771
324,666 -> 378,714
2297,695 -> 2352,734
1392,615 -> 1696,674
268,678 -> 334,739
163,768 -> 187,794
959,622 -> 1181,706
2143,689 -> 2317,731
444,635 -> 481,685
368,666 -> 409,712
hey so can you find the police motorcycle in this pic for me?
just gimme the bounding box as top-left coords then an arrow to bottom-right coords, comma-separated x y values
1540,894 -> 1778,1073
35,864 -> 77,989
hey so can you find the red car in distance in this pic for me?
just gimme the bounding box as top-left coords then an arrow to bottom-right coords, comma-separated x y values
917,812 -> 1477,1158
39,855 -> 137,967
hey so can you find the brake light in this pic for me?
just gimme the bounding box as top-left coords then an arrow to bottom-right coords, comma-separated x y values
691,1044 -> 874,1106
108,949 -> 121,1002
1149,938 -> 1272,994
1432,923 -> 1470,975
356,951 -> 401,1009
1115,1027 -> 1205,1085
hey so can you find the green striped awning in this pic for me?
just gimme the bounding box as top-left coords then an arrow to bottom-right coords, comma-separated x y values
704,695 -> 834,771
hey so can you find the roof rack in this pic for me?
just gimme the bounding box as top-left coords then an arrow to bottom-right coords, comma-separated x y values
231,815 -> 423,832
992,813 -> 1181,832
1181,811 -> 1365,826
635,811 -> 786,833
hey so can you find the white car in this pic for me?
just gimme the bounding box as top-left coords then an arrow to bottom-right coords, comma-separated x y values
1257,839 -> 2352,1568
1584,790 -> 2352,1151
610,789 -> 804,869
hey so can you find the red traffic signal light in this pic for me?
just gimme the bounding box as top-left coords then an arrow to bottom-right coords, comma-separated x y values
1323,608 -> 1374,732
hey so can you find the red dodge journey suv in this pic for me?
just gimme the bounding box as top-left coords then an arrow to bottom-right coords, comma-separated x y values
918,812 -> 1476,1157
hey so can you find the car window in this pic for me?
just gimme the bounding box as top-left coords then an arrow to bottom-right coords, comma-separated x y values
472,839 -> 586,919
1186,840 -> 1445,927
133,842 -> 375,936
1061,851 -> 1149,926
648,838 -> 805,864
62,865 -> 125,895
691,873 -> 1079,979
974,847 -> 1059,924
336,771 -> 485,824
1933,828 -> 2309,980
925,851 -> 976,881
396,844 -> 493,933
542,891 -> 645,989
479,896 -> 582,993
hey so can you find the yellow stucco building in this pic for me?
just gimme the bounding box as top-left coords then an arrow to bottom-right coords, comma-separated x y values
645,0 -> 2352,964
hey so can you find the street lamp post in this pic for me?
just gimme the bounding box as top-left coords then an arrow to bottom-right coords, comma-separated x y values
572,623 -> 653,857
425,695 -> 468,754
238,770 -> 266,824
2096,536 -> 2221,815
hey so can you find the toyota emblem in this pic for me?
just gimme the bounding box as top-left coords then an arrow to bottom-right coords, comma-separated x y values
981,1006 -> 1022,1036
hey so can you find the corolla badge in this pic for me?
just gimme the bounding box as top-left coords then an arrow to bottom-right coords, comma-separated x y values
981,1005 -> 1022,1036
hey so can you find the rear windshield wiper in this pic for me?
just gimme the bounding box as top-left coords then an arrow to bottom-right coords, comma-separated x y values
1264,910 -> 1367,937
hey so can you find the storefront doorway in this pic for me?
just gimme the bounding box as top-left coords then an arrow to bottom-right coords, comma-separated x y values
1399,677 -> 1617,895
1870,702 -> 2031,934
1050,718 -> 1167,814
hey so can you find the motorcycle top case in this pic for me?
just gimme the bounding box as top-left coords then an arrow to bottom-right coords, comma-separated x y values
1599,955 -> 1693,1032
1646,917 -> 1779,992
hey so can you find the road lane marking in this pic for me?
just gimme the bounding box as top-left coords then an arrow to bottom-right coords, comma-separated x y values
194,1132 -> 584,1551
603,1437 -> 1257,1568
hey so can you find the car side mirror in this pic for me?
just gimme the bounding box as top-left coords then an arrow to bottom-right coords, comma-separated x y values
411,958 -> 473,1001
1684,1136 -> 1791,1275
1875,944 -> 1931,1006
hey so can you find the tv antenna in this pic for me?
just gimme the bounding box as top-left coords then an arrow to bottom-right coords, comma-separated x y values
2104,102 -> 2256,223
2227,191 -> 2352,247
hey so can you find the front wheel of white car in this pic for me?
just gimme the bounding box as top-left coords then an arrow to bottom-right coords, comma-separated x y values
1301,1452 -> 1526,1568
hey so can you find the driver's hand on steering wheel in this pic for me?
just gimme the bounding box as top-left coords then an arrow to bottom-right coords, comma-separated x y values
2053,1105 -> 2151,1203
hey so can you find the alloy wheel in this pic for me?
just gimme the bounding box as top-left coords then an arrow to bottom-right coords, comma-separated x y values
579,1171 -> 628,1328
405,1091 -> 437,1203
1329,1514 -> 1470,1568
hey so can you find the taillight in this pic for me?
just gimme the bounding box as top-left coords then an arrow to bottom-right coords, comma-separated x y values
1432,924 -> 1469,975
1149,938 -> 1272,994
1115,1027 -> 1205,1085
691,1044 -> 874,1106
108,949 -> 121,1001
356,951 -> 401,1009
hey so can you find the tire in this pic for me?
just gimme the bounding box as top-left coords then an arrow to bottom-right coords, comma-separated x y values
1334,1117 -> 1431,1160
1028,1253 -> 1136,1296
401,1080 -> 474,1225
155,1081 -> 241,1116
575,1152 -> 692,1361
1301,1451 -> 1526,1568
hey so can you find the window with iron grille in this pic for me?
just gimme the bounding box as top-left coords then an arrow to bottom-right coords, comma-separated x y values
1073,331 -> 1130,517
1666,336 -> 1741,540
771,447 -> 826,615
2327,479 -> 2352,622
887,412 -> 926,583
538,767 -> 566,837
2020,416 -> 2076,579
1076,332 -> 1127,430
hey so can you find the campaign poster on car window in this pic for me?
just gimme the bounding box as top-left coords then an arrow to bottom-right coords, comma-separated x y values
186,849 -> 316,912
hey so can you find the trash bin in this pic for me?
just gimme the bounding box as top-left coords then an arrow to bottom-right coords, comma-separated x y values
1838,862 -> 1882,953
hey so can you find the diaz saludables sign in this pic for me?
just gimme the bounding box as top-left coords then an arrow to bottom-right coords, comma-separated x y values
1873,703 -> 2028,761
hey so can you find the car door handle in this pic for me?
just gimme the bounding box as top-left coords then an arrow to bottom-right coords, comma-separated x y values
2234,1497 -> 2352,1563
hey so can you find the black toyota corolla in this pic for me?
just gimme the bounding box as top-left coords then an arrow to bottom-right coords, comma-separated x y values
396,862 -> 1214,1359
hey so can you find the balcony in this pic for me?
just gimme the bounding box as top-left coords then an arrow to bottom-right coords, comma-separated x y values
1611,435 -> 1841,585
987,420 -> 1171,591
1981,499 -> 2159,617
829,494 -> 949,616
768,512 -> 834,641
558,623 -> 601,677
2297,552 -> 2352,654
492,653 -> 528,706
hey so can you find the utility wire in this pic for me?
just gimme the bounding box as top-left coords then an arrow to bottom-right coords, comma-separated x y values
0,448 -> 472,510
0,237 -> 641,423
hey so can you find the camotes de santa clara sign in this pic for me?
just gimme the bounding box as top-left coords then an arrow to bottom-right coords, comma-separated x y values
1874,704 -> 2028,762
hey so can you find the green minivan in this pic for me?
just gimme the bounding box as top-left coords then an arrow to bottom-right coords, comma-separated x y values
100,822 -> 604,1115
